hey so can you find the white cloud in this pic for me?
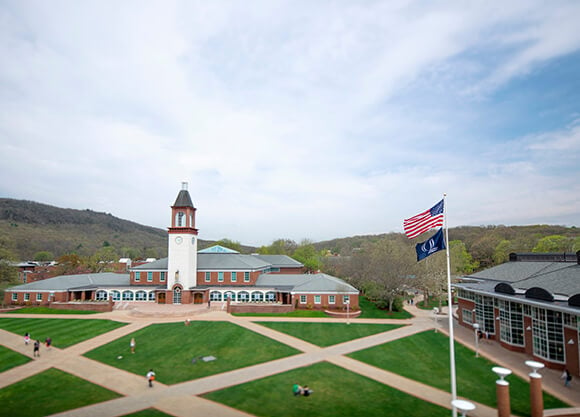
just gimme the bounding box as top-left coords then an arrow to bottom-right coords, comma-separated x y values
0,0 -> 579,246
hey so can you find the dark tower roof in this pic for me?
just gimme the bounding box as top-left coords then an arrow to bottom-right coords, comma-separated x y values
173,182 -> 195,208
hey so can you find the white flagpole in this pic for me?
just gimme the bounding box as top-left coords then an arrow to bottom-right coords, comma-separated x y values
443,193 -> 457,417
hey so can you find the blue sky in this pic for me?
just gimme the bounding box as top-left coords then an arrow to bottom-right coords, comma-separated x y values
1,1 -> 579,246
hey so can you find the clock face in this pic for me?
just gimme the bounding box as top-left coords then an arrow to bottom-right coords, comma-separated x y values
175,236 -> 183,244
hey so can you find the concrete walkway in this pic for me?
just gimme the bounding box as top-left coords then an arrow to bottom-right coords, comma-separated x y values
0,303 -> 578,417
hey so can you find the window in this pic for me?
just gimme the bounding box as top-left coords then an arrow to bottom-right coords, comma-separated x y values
224,291 -> 236,301
24,293 -> 30,301
147,272 -> 153,282
252,292 -> 264,302
300,295 -> 307,304
231,272 -> 237,282
160,272 -> 165,282
271,267 -> 280,272
462,309 -> 474,325
532,307 -> 564,363
498,300 -> 524,346
474,294 -> 495,334
173,287 -> 182,304
329,295 -> 335,304
36,293 -> 43,302
176,211 -> 184,226
343,295 -> 350,304
238,291 -> 249,302
136,291 -> 147,301
218,272 -> 224,282
244,271 -> 250,282
205,272 -> 211,282
314,295 -> 321,304
122,291 -> 134,301
135,272 -> 140,282
210,291 -> 222,301
148,292 -> 155,301
111,290 -> 121,301
11,293 -> 17,301
265,291 -> 276,302
96,290 -> 108,301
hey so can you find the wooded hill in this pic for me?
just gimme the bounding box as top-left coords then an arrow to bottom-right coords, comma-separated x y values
1,198 -> 578,269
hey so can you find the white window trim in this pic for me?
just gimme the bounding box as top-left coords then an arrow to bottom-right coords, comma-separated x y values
205,272 -> 211,282
160,272 -> 166,282
314,295 -> 321,304
300,295 -> 307,304
24,293 -> 30,301
36,293 -> 43,301
218,272 -> 224,282
244,272 -> 250,282
147,272 -> 153,282
12,293 -> 17,301
329,295 -> 335,304
231,271 -> 237,282
135,272 -> 140,282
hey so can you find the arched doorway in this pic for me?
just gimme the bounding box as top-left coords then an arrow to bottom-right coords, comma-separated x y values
157,292 -> 166,304
193,292 -> 204,304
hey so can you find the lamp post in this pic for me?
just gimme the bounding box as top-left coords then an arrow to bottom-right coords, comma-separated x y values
345,299 -> 350,325
493,366 -> 512,417
525,360 -> 545,417
473,323 -> 480,357
433,307 -> 439,332
451,399 -> 475,417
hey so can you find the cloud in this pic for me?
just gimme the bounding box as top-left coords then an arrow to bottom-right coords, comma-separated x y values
0,1 -> 579,246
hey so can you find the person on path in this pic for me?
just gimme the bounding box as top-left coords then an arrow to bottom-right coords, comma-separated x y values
45,337 -> 52,349
562,369 -> 572,387
302,385 -> 313,396
33,340 -> 40,357
24,332 -> 30,345
130,338 -> 136,354
146,369 -> 156,387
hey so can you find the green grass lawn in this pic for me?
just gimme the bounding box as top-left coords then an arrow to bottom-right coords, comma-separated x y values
84,321 -> 300,384
0,345 -> 31,372
256,322 -> 404,347
357,296 -> 413,319
348,330 -> 569,416
203,361 -> 449,417
121,409 -> 173,417
0,318 -> 127,348
0,368 -> 122,417
232,310 -> 329,318
4,306 -> 100,314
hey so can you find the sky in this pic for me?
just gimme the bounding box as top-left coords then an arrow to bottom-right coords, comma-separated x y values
1,1 -> 579,247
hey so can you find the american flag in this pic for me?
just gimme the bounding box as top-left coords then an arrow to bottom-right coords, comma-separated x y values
403,199 -> 444,239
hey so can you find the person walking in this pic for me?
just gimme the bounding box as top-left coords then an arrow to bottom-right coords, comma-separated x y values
24,332 -> 30,345
146,369 -> 156,388
33,340 -> 40,357
562,369 -> 572,387
45,337 -> 52,349
130,338 -> 136,354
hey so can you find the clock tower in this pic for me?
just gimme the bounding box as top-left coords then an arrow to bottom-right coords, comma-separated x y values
167,182 -> 198,294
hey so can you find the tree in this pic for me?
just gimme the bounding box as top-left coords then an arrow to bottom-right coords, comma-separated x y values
532,235 -> 572,252
33,251 -> 54,262
258,239 -> 297,255
214,238 -> 242,252
492,240 -> 512,265
292,240 -> 323,272
0,247 -> 18,284
449,240 -> 478,274
55,253 -> 83,275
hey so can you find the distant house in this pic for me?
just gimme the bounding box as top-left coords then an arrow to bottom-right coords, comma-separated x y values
455,252 -> 580,376
5,183 -> 359,311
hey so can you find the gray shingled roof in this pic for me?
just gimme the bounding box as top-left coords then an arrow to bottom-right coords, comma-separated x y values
256,273 -> 358,293
8,273 -> 130,292
173,189 -> 194,207
251,254 -> 303,268
465,261 -> 580,296
132,258 -> 168,270
132,253 -> 272,271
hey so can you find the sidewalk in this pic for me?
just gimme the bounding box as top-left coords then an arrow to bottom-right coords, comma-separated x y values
1,305 -> 578,417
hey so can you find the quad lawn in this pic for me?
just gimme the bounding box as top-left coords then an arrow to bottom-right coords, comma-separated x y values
256,322 -> 404,347
0,345 -> 31,372
203,361 -> 450,417
357,296 -> 413,319
84,321 -> 300,384
0,318 -> 127,348
0,368 -> 122,417
4,307 -> 100,314
348,330 -> 569,416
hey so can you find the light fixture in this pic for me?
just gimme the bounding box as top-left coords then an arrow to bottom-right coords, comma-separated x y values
568,339 -> 575,345
492,366 -> 512,385
496,316 -> 500,320
525,360 -> 545,378
452,399 -> 476,417
526,326 -> 532,331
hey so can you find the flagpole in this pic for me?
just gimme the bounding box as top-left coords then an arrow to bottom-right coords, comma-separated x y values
444,193 -> 457,417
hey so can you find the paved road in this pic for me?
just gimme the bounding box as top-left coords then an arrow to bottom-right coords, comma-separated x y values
1,303 -> 578,417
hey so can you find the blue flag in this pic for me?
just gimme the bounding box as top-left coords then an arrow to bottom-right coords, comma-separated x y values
415,228 -> 446,261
